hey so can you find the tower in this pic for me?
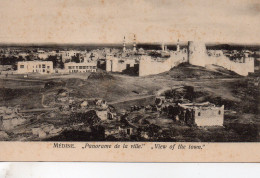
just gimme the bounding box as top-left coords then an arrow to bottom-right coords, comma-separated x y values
187,41 -> 207,67
161,43 -> 165,52
123,36 -> 126,52
177,39 -> 180,52
133,34 -> 136,52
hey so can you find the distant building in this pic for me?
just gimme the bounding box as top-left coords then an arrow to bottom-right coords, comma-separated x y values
17,61 -> 53,74
60,51 -> 79,62
178,102 -> 224,126
64,61 -> 97,73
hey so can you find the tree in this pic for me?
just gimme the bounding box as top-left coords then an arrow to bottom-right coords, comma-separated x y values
47,55 -> 64,69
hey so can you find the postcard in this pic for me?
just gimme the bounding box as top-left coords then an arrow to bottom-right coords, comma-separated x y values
0,0 -> 259,162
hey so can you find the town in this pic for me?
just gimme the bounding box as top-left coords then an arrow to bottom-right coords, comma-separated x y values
0,38 -> 259,141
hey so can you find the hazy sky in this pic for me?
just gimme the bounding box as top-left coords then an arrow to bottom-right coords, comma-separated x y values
0,0 -> 259,44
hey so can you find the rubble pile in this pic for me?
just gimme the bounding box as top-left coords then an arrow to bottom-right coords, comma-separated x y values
0,106 -> 26,130
32,124 -> 62,138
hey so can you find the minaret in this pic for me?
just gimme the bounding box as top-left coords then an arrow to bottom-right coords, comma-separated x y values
133,34 -> 136,52
123,36 -> 126,52
177,39 -> 180,52
161,43 -> 165,52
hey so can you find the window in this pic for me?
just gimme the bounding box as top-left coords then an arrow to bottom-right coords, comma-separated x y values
42,64 -> 46,68
79,66 -> 82,69
47,66 -> 50,69
39,64 -> 41,68
93,66 -> 97,69
218,110 -> 221,115
89,66 -> 92,69
83,66 -> 86,69
68,66 -> 72,69
86,66 -> 89,69
20,65 -> 24,68
43,69 -> 45,72
76,66 -> 78,69
198,112 -> 201,116
72,66 -> 75,69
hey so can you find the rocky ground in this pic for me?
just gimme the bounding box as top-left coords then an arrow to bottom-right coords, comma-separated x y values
0,65 -> 259,141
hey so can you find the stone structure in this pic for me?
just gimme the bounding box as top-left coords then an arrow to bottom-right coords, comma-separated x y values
17,61 -> 53,74
139,41 -> 254,76
187,41 -> 207,67
206,51 -> 254,76
187,41 -> 254,76
139,50 -> 188,76
178,102 -> 224,126
106,56 -> 137,73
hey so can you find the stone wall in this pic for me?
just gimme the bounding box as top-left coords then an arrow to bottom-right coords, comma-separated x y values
206,56 -> 255,76
193,105 -> 224,126
139,51 -> 188,76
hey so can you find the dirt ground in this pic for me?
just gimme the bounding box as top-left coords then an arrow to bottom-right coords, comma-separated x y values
0,65 -> 259,141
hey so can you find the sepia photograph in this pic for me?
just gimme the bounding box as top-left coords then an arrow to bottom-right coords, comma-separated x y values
0,0 -> 259,162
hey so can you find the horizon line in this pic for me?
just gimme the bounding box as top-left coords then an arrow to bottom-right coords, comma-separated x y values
0,41 -> 260,46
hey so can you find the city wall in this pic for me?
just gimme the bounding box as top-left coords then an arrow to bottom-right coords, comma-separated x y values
139,51 -> 187,76
106,57 -> 137,73
188,41 -> 255,76
206,56 -> 254,76
109,41 -> 254,77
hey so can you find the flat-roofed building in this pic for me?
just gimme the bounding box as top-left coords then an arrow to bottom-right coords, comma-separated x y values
178,102 -> 224,127
64,62 -> 97,73
17,61 -> 53,74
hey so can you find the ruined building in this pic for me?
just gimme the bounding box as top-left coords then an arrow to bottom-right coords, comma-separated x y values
178,102 -> 224,127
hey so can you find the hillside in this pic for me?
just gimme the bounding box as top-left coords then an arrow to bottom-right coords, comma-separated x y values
159,63 -> 240,79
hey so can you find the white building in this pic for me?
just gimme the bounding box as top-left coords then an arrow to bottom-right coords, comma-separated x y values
178,102 -> 224,127
17,61 -> 53,74
64,62 -> 97,73
60,51 -> 80,62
